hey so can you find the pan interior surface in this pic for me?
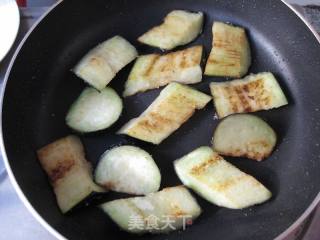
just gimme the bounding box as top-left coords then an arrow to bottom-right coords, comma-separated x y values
2,0 -> 320,239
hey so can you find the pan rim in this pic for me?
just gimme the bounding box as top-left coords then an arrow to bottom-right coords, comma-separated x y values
0,1 -> 319,240
0,2 -> 66,240
273,4 -> 320,239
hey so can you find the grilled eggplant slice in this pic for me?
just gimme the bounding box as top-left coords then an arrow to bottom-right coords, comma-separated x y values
213,114 -> 277,161
138,10 -> 203,50
118,82 -> 211,144
205,22 -> 251,78
37,135 -> 103,213
174,147 -> 272,209
101,186 -> 201,234
210,72 -> 288,118
66,87 -> 123,133
73,36 -> 138,90
123,45 -> 203,97
94,145 -> 161,194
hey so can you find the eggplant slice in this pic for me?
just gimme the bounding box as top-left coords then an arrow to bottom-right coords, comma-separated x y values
101,186 -> 201,234
138,10 -> 203,50
94,145 -> 161,195
118,82 -> 211,144
123,45 -> 203,97
174,147 -> 272,209
205,22 -> 251,78
66,87 -> 123,133
73,35 -> 138,90
37,135 -> 103,213
213,114 -> 277,161
210,72 -> 288,118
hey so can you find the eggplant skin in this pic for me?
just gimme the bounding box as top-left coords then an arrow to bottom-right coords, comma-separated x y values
37,135 -> 103,213
213,114 -> 277,161
205,22 -> 251,78
123,45 -> 203,97
119,82 -> 211,144
138,10 -> 203,50
210,72 -> 288,118
174,147 -> 272,209
73,35 -> 137,90
101,186 -> 201,234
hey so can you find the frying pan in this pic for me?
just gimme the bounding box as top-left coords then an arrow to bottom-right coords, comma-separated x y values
1,0 -> 320,239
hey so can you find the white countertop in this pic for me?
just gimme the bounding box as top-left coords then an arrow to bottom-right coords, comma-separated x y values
0,176 -> 55,240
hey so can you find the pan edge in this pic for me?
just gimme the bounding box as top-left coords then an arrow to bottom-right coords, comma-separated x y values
0,1 -> 66,240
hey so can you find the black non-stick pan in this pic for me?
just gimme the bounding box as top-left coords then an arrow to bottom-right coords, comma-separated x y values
1,0 -> 320,239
